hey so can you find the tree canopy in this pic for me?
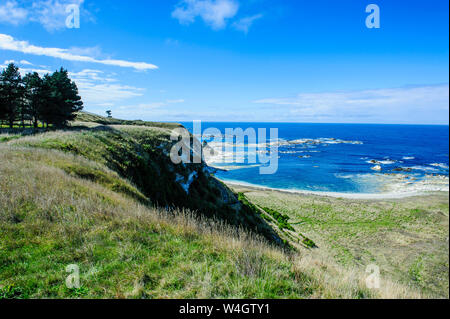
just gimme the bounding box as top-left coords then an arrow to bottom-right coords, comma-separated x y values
0,63 -> 83,128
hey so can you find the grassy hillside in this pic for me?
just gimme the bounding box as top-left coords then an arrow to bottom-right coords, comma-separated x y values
0,112 -> 433,298
4,115 -> 279,243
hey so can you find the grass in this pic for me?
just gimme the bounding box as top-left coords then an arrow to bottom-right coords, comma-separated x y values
73,111 -> 183,130
238,192 -> 318,249
0,144 -> 395,299
0,112 -> 440,299
230,185 -> 449,298
0,134 -> 22,143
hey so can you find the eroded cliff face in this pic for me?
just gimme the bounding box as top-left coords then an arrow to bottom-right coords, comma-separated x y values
135,125 -> 281,244
115,126 -> 282,243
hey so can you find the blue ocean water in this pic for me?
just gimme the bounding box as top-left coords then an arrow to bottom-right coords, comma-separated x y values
181,122 -> 449,194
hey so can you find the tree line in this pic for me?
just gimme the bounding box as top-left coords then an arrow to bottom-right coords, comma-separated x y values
0,63 -> 83,128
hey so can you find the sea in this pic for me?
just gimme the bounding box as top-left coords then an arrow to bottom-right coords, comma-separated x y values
181,122 -> 449,197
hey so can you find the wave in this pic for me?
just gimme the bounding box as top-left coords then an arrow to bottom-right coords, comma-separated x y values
208,164 -> 262,171
336,172 -> 449,194
430,163 -> 449,170
278,138 -> 363,146
366,159 -> 396,165
222,175 -> 449,199
405,165 -> 441,172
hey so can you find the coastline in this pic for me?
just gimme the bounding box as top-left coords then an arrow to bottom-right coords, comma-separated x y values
222,179 -> 449,200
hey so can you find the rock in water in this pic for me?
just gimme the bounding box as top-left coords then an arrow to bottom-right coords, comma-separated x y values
371,165 -> 382,171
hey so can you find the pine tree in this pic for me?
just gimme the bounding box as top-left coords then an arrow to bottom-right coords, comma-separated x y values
0,63 -> 23,128
46,68 -> 83,127
39,74 -> 56,128
0,75 -> 5,127
0,64 -> 83,129
23,72 -> 44,128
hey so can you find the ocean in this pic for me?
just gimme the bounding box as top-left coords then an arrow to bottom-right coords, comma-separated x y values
181,122 -> 449,196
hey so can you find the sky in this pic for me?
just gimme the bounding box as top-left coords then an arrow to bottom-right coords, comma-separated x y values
0,0 -> 448,124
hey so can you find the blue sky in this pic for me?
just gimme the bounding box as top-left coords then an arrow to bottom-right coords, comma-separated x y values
0,0 -> 448,124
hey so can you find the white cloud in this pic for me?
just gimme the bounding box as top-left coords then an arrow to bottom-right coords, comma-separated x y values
253,85 -> 450,124
0,62 -> 148,110
68,46 -> 103,58
18,67 -> 52,77
30,0 -> 85,31
77,82 -> 144,105
232,13 -> 263,33
0,1 -> 28,25
69,69 -> 145,105
119,99 -> 185,110
113,100 -> 186,120
0,0 -> 92,31
0,33 -> 158,70
3,59 -> 33,66
165,38 -> 180,46
166,99 -> 185,104
172,0 -> 239,30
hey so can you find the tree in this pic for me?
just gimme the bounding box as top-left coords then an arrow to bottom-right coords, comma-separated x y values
0,63 -> 23,128
0,75 -> 5,127
106,110 -> 112,118
23,72 -> 44,128
0,64 -> 84,129
41,68 -> 83,127
38,74 -> 56,128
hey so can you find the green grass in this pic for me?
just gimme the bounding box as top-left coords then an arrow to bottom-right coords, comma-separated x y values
73,111 -> 182,130
230,185 -> 449,298
0,134 -> 22,143
237,193 -> 317,249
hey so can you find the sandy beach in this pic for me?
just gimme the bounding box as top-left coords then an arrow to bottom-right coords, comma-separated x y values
223,179 -> 449,200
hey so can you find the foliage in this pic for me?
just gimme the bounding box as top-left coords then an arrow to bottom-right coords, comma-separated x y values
0,63 -> 83,128
0,284 -> 29,299
0,63 -> 23,127
302,237 -> 317,249
23,72 -> 45,128
262,207 -> 295,231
